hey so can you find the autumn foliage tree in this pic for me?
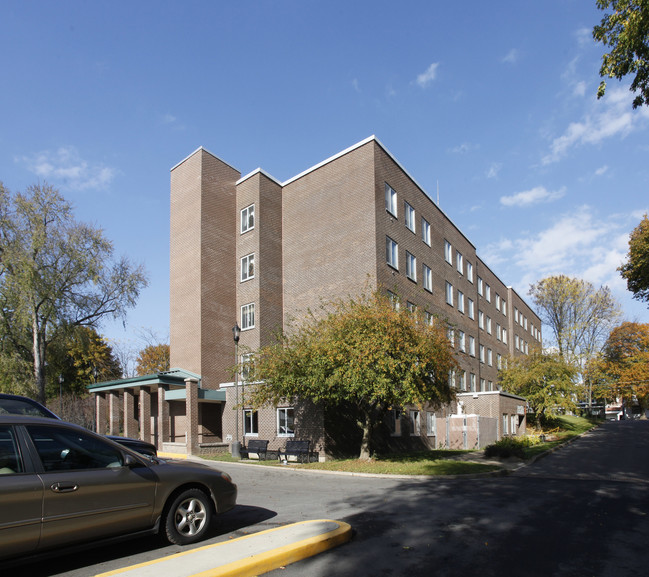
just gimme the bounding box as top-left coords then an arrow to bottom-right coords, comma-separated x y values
246,290 -> 457,460
619,214 -> 649,306
135,343 -> 170,376
598,322 -> 649,407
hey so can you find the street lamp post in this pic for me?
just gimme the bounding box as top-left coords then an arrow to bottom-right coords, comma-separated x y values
232,323 -> 241,458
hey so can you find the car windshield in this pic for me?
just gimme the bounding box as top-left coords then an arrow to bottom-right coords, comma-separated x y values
0,397 -> 55,418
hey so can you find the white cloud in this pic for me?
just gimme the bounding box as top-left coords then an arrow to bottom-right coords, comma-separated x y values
542,88 -> 649,164
416,62 -> 439,88
17,146 -> 116,191
502,49 -> 519,64
450,142 -> 478,154
594,165 -> 609,177
500,185 -> 566,207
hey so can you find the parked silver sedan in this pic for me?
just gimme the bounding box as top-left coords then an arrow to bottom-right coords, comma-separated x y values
0,415 -> 237,562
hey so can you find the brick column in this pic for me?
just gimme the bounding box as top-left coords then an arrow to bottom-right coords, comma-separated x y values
108,391 -> 121,436
185,378 -> 199,455
123,389 -> 138,439
139,387 -> 152,444
157,387 -> 169,451
96,393 -> 107,434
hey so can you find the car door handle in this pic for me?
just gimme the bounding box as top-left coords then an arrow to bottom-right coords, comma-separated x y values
50,482 -> 79,493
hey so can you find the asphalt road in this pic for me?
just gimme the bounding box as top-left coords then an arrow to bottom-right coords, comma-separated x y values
6,419 -> 649,577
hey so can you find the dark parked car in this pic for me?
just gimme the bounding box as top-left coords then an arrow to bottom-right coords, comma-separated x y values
0,415 -> 237,561
0,393 -> 157,456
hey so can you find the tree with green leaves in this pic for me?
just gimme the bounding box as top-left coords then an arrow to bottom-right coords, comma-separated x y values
619,214 -> 649,306
246,290 -> 457,460
0,182 -> 148,402
499,350 -> 578,425
135,343 -> 170,375
593,0 -> 649,108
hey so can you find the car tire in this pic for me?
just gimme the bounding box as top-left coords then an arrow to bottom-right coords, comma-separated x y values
164,488 -> 213,545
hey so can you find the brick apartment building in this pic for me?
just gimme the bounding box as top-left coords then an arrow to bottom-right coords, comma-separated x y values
89,136 -> 540,458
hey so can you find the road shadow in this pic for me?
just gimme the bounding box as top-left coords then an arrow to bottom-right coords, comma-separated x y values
0,504 -> 276,576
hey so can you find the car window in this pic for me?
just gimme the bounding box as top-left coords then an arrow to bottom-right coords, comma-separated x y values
27,425 -> 124,471
0,425 -> 23,474
0,397 -> 54,418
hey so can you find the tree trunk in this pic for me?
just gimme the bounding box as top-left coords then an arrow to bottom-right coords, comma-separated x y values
359,410 -> 373,461
32,316 -> 47,404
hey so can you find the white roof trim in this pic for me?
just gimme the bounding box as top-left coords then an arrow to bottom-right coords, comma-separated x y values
170,146 -> 239,173
237,167 -> 282,186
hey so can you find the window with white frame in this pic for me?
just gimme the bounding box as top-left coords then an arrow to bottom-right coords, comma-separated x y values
406,301 -> 416,313
241,204 -> 255,234
277,407 -> 295,436
511,415 -> 517,436
502,414 -> 509,435
425,311 -> 434,326
406,251 -> 416,281
459,330 -> 466,352
502,299 -> 507,316
479,344 -> 485,363
502,328 -> 508,344
447,326 -> 455,347
486,316 -> 492,335
241,303 -> 255,330
468,298 -> 475,319
457,251 -> 464,275
386,236 -> 398,269
405,202 -> 415,232
385,183 -> 397,216
469,335 -> 476,357
470,373 -> 477,392
448,369 -> 456,388
241,253 -> 255,282
445,282 -> 454,306
240,353 -> 254,381
426,412 -> 436,437
479,310 -> 484,329
495,294 -> 501,311
421,217 -> 431,246
479,378 -> 485,392
244,409 -> 259,436
389,409 -> 402,436
497,353 -> 502,369
496,323 -> 502,340
487,348 -> 493,366
457,290 -> 465,313
409,410 -> 421,436
485,284 -> 491,302
467,261 -> 474,283
477,276 -> 484,295
445,240 -> 453,264
423,264 -> 432,292
459,370 -> 467,391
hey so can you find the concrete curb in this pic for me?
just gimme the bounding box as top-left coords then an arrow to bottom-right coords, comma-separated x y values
92,519 -> 352,577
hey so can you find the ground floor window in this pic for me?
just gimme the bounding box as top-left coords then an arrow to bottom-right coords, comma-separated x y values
277,407 -> 294,437
409,410 -> 421,436
244,409 -> 258,436
389,408 -> 402,436
502,414 -> 509,435
426,412 -> 436,437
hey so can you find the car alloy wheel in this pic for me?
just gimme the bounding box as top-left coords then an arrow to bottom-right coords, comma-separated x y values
165,488 -> 213,545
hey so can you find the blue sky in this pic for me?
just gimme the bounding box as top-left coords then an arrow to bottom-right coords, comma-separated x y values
1,0 -> 648,350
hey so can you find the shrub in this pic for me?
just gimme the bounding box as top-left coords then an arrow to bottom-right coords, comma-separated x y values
484,436 -> 532,459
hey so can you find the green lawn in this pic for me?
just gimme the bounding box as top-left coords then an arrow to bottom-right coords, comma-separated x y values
206,414 -> 600,476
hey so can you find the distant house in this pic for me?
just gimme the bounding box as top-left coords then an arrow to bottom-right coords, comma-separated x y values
88,136 -> 537,458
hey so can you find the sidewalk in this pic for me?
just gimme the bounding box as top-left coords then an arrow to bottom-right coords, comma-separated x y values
93,519 -> 352,577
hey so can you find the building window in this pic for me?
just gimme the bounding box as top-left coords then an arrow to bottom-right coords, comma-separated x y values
457,252 -> 464,275
241,204 -> 255,234
502,328 -> 508,344
468,298 -> 474,319
405,202 -> 415,232
470,373 -> 477,392
459,370 -> 467,391
497,353 -> 503,369
485,284 -> 491,302
421,218 -> 431,246
487,348 -> 493,366
447,326 -> 455,347
469,336 -> 476,357
244,409 -> 259,436
457,290 -> 465,313
426,412 -> 436,437
406,301 -> 417,313
480,378 -> 486,392
241,253 -> 255,282
386,236 -> 398,269
459,331 -> 466,352
479,310 -> 484,329
406,251 -> 417,281
387,290 -> 399,310
445,240 -> 452,264
425,311 -> 434,326
389,409 -> 402,436
502,414 -> 509,435
502,299 -> 507,316
448,370 -> 456,388
423,264 -> 432,292
241,303 -> 255,330
385,183 -> 397,216
477,276 -> 483,296
486,316 -> 492,335
277,407 -> 295,437
240,353 -> 254,381
496,294 -> 501,311
480,344 -> 485,363
467,262 -> 474,283
409,410 -> 421,436
446,281 -> 454,306
496,323 -> 502,341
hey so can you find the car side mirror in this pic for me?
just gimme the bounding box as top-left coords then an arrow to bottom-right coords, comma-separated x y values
123,453 -> 139,468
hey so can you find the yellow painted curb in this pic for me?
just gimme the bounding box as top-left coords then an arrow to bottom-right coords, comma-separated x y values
93,519 -> 352,577
157,452 -> 188,459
